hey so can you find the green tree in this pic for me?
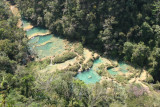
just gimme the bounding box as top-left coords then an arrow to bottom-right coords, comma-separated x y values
131,42 -> 150,68
123,42 -> 135,61
148,48 -> 160,81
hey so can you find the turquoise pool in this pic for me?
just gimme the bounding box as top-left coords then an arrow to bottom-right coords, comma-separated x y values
22,19 -> 129,84
26,27 -> 49,38
36,34 -> 53,45
76,69 -> 101,84
76,58 -> 129,84
28,36 -> 39,45
119,63 -> 128,73
34,42 -> 54,58
28,34 -> 66,59
76,59 -> 102,84
28,35 -> 53,53
22,19 -> 31,28
107,62 -> 128,75
22,19 -> 66,59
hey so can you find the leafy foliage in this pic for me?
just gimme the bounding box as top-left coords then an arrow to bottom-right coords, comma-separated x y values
53,52 -> 77,64
15,0 -> 160,81
1,0 -> 160,106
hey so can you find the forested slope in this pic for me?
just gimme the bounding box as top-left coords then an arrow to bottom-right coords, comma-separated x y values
15,0 -> 160,81
0,0 -> 34,106
1,0 -> 160,106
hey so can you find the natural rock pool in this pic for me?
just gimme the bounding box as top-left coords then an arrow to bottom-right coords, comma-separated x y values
76,59 -> 102,84
22,19 -> 66,59
22,19 -> 129,84
76,58 -> 129,84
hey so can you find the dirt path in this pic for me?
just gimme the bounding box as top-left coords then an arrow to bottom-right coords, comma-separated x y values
10,5 -> 20,17
8,3 -> 34,29
139,70 -> 147,81
10,5 -> 22,28
83,48 -> 93,64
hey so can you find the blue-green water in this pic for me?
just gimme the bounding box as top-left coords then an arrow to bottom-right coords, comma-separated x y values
22,19 -> 31,28
76,59 -> 102,84
76,58 -> 129,84
28,36 -> 39,45
22,19 -> 129,84
28,35 -> 53,55
76,69 -> 101,84
22,19 -> 66,59
34,42 -> 53,51
119,63 -> 128,73
26,27 -> 49,38
36,35 -> 52,45
107,62 -> 128,75
29,35 -> 65,59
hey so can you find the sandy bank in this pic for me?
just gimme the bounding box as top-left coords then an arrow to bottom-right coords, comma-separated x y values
28,31 -> 51,39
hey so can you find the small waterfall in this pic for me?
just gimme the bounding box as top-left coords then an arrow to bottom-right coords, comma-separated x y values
50,57 -> 53,66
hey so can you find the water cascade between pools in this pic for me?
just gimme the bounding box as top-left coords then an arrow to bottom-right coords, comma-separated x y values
22,19 -> 129,84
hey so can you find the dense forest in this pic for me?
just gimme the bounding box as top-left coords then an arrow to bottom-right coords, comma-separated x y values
15,0 -> 160,81
1,0 -> 160,106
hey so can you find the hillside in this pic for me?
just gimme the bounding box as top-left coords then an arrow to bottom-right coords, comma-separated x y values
0,0 -> 160,106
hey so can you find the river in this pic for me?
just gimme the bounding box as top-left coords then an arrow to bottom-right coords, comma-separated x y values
9,3 -> 129,84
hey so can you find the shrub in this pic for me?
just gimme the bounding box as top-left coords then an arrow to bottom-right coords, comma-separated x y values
126,95 -> 154,107
82,64 -> 87,71
87,60 -> 93,68
74,43 -> 83,55
128,84 -> 148,97
115,75 -> 127,83
82,59 -> 94,71
97,70 -> 103,75
53,52 -> 77,64
110,60 -> 118,67
110,102 -> 124,107
145,75 -> 154,83
97,64 -> 106,76
27,59 -> 50,70
79,57 -> 84,64
67,64 -> 80,71
153,83 -> 160,90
